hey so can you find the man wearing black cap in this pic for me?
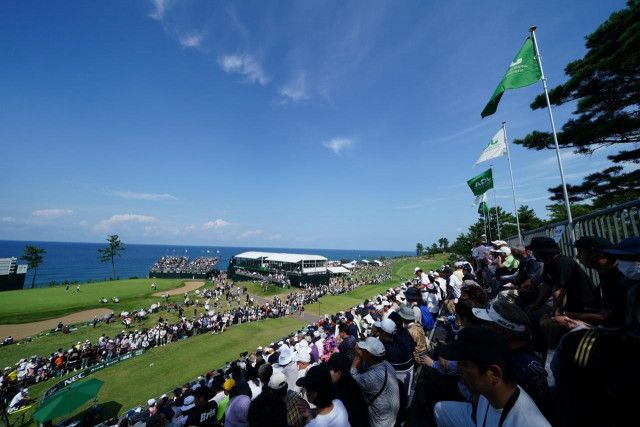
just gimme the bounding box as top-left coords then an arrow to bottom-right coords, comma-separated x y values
525,237 -> 599,317
433,326 -> 550,427
602,236 -> 640,326
571,236 -> 627,327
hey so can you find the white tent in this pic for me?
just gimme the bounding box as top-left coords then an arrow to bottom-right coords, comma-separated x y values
327,266 -> 350,275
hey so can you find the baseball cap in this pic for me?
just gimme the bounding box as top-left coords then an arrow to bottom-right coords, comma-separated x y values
404,287 -> 419,301
295,365 -> 332,394
268,371 -> 288,390
438,326 -> 510,366
526,237 -> 560,254
345,312 -> 354,321
602,236 -> 640,257
357,337 -> 385,357
373,318 -> 396,334
570,236 -> 614,252
472,300 -> 529,333
498,247 -> 511,255
147,398 -> 156,407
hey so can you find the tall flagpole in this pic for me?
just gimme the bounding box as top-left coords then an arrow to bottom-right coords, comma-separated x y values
529,26 -> 576,247
502,122 -> 523,244
490,165 -> 501,239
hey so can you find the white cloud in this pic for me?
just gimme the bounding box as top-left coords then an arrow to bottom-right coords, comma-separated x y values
149,0 -> 171,21
323,138 -> 354,156
177,32 -> 205,48
237,229 -> 264,239
279,72 -> 309,102
219,54 -> 269,86
1,217 -> 16,223
113,191 -> 176,201
98,214 -> 158,229
32,209 -> 73,218
203,219 -> 229,230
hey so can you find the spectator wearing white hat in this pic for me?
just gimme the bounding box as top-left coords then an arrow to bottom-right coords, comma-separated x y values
351,337 -> 400,427
277,345 -> 298,391
453,263 -> 465,282
268,370 -> 309,427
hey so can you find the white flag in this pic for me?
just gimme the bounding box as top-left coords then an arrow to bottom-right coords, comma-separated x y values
474,192 -> 487,205
475,128 -> 507,165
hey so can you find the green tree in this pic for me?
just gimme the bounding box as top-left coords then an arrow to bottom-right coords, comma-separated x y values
437,238 -> 449,251
429,243 -> 439,254
449,232 -> 475,258
416,242 -> 424,256
98,234 -> 125,280
546,203 -> 596,223
517,205 -> 546,231
513,1 -> 640,207
20,245 -> 46,288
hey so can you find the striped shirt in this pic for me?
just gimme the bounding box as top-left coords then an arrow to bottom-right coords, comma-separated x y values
351,360 -> 399,427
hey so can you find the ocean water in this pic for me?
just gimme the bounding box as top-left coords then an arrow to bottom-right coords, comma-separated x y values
0,240 -> 411,288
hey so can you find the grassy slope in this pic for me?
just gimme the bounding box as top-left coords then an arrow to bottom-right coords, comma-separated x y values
0,279 -> 189,324
8,255 -> 447,425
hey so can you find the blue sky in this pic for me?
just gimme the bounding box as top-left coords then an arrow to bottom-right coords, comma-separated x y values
0,0 -> 627,250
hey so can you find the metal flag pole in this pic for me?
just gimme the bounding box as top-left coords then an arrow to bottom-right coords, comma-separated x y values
490,165 -> 501,239
502,122 -> 523,244
529,26 -> 576,247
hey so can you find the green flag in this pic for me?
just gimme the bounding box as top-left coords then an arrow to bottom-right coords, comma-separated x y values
478,201 -> 489,216
481,37 -> 542,118
467,168 -> 494,196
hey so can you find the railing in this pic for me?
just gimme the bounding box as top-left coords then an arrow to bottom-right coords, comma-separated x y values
506,199 -> 640,256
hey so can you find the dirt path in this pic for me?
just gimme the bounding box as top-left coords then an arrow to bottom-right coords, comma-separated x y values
0,308 -> 114,340
152,281 -> 205,297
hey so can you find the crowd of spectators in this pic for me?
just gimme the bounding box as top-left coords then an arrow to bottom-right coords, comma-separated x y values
115,236 -> 638,427
150,257 -> 219,276
0,271 -> 383,415
4,237 -> 639,426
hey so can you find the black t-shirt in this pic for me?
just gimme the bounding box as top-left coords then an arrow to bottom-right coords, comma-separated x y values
542,254 -> 600,312
185,400 -> 218,427
598,266 -> 627,326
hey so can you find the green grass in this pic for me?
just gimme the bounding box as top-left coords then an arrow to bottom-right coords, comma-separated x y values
12,317 -> 306,426
0,278 -> 194,324
237,280 -> 292,298
7,255 -> 448,426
